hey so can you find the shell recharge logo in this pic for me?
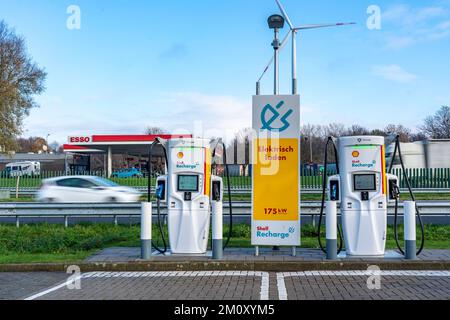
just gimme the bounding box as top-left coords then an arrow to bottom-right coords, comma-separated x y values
256,226 -> 294,240
175,150 -> 200,170
351,151 -> 376,169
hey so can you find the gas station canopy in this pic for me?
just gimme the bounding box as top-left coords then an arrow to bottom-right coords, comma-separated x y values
63,134 -> 193,156
63,134 -> 193,176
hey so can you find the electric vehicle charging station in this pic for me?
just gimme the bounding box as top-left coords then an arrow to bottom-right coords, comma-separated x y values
318,135 -> 424,258
155,138 -> 222,255
326,136 -> 398,256
141,137 -> 228,257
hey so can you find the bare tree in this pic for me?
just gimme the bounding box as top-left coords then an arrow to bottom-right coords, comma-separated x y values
16,136 -> 47,153
324,123 -> 346,138
370,128 -> 387,137
410,132 -> 427,142
0,21 -> 47,152
301,124 -> 323,163
49,141 -> 61,153
145,126 -> 167,135
226,128 -> 252,170
384,124 -> 411,142
420,106 -> 450,139
346,124 -> 370,136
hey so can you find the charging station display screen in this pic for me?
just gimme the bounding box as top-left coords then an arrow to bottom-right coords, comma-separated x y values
353,174 -> 376,191
178,175 -> 199,192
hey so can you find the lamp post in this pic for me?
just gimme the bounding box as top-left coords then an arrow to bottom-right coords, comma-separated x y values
304,136 -> 313,163
46,134 -> 51,154
267,14 -> 285,95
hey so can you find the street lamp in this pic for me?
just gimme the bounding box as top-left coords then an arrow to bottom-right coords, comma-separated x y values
304,136 -> 313,163
268,14 -> 285,95
46,134 -> 51,153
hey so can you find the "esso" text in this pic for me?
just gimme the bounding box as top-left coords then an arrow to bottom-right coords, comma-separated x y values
69,136 -> 91,143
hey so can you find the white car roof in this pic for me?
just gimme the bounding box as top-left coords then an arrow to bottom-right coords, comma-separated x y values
43,175 -> 101,182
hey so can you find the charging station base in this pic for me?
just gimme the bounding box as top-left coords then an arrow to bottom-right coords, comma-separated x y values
338,250 -> 403,259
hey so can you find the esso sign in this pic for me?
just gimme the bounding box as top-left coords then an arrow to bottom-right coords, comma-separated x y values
69,136 -> 91,144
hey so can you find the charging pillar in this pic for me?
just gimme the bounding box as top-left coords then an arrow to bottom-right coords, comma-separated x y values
212,201 -> 223,260
140,202 -> 152,260
326,201 -> 338,260
404,201 -> 417,260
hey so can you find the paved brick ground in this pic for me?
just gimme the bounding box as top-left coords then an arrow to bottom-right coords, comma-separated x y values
0,272 -> 67,300
283,274 -> 450,300
85,248 -> 450,263
2,270 -> 447,300
29,271 -> 268,301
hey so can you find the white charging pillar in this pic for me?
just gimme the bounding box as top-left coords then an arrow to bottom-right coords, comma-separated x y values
404,201 -> 417,260
140,202 -> 152,260
337,136 -> 388,256
212,201 -> 223,260
326,201 -> 338,260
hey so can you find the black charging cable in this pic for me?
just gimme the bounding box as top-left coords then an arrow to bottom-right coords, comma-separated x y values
317,137 -> 344,254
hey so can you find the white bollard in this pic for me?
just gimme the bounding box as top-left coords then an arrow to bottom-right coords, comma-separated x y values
212,201 -> 223,260
326,201 -> 338,260
404,201 -> 416,260
141,202 -> 152,260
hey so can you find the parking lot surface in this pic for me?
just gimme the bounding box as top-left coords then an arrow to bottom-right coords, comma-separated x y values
1,270 -> 449,300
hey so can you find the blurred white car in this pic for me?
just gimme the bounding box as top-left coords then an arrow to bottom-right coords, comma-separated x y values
37,176 -> 141,203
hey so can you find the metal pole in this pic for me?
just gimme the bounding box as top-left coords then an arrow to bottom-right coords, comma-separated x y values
256,82 -> 260,95
212,200 -> 223,260
292,30 -> 297,95
274,50 -> 278,94
107,146 -> 112,178
147,147 -> 152,202
326,201 -> 338,260
404,201 -> 417,260
141,202 -> 152,260
272,27 -> 281,252
273,29 -> 279,95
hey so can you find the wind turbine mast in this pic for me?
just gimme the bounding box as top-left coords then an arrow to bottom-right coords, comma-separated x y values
275,0 -> 298,95
256,0 -> 356,95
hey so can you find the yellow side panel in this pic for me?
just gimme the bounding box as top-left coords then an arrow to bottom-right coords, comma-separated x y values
204,147 -> 211,196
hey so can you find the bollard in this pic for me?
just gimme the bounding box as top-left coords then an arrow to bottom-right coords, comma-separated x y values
326,201 -> 338,260
140,202 -> 152,260
212,201 -> 223,260
404,201 -> 416,260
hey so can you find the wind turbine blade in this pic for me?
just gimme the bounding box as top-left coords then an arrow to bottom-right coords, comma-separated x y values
257,30 -> 292,82
275,0 -> 294,30
294,22 -> 356,30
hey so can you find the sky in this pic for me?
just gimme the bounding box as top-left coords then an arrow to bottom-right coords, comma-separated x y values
1,0 -> 449,144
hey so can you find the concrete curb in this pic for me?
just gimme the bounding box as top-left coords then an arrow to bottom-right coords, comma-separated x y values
0,260 -> 449,272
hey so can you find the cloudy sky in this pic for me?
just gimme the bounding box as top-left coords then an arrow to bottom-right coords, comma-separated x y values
1,0 -> 449,143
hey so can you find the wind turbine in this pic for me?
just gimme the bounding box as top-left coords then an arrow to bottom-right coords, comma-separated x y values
256,0 -> 356,95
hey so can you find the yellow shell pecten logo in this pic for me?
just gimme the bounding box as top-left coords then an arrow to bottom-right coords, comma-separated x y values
352,151 -> 360,158
177,152 -> 184,159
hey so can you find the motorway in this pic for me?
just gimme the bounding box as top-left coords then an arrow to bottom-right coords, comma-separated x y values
1,271 -> 449,300
0,201 -> 449,225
